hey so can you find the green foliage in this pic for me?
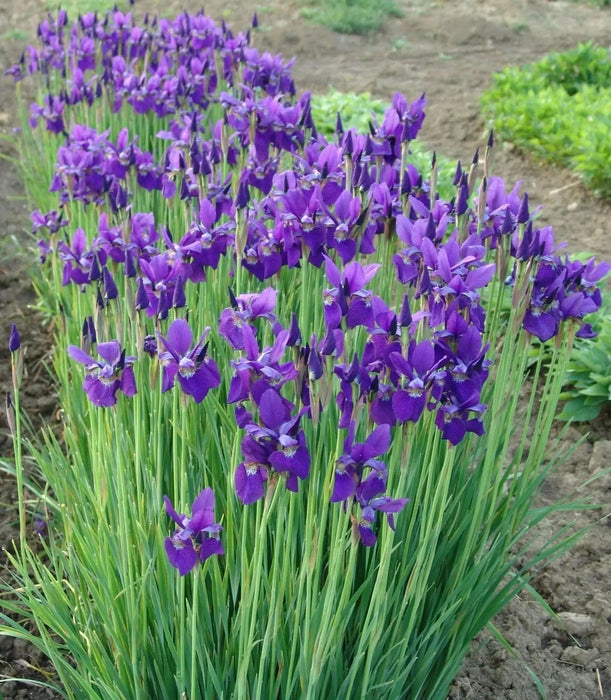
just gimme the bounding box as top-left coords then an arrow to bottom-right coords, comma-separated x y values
45,0 -> 119,12
533,42 -> 611,96
311,88 -> 388,135
311,89 -> 457,199
300,0 -> 403,35
481,43 -> 611,198
574,0 -> 611,6
559,292 -> 611,422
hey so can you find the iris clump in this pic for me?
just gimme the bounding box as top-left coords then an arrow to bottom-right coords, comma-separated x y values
1,6 -> 608,700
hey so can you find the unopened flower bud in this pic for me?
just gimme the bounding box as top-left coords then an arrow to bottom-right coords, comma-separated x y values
8,324 -> 20,352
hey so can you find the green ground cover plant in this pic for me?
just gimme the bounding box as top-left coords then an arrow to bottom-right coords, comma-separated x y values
300,0 -> 403,35
559,289 -> 611,422
1,6 -> 608,699
481,42 -> 611,198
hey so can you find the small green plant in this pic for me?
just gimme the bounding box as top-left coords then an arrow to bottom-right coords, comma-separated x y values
301,0 -> 403,35
481,43 -> 611,198
559,291 -> 611,422
311,88 -> 388,135
533,42 -> 611,96
45,0 -> 119,12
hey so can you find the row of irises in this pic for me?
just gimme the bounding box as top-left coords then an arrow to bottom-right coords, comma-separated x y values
9,8 -> 293,130
4,5 -> 608,698
30,81 -> 609,564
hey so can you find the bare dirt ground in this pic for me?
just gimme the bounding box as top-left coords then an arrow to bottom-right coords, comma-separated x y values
0,0 -> 609,697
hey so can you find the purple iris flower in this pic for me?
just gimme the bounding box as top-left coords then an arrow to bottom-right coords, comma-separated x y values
354,474 -> 409,547
389,340 -> 437,423
435,390 -> 486,446
8,324 -> 20,353
226,324 -> 296,408
259,389 -> 310,488
57,228 -> 100,286
235,433 -> 269,505
219,287 -> 278,349
34,515 -> 48,538
235,388 -> 310,504
68,340 -> 137,407
158,319 -> 220,403
139,253 -> 182,318
164,488 -> 223,576
331,422 -> 390,503
325,189 -> 363,264
183,197 -> 234,271
29,93 -> 65,133
31,208 -> 67,235
323,256 -> 384,332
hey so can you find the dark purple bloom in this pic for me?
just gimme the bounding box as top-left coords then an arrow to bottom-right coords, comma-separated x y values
8,324 -> 20,353
158,319 -> 220,403
235,434 -> 269,505
143,334 -> 158,357
235,387 -> 310,503
58,228 -> 97,286
219,287 -> 277,349
332,423 -> 390,503
34,515 -> 48,537
355,491 -> 409,548
102,266 -> 119,300
139,254 -> 182,318
68,340 -> 137,407
259,389 -> 310,488
164,488 -> 223,576
390,340 -> 437,424
435,390 -> 486,445
322,256 -> 386,332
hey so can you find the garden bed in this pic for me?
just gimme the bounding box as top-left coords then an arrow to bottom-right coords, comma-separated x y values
0,0 -> 609,697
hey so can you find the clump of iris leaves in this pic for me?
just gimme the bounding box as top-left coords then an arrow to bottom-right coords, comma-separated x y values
1,4 -> 609,700
481,42 -> 611,199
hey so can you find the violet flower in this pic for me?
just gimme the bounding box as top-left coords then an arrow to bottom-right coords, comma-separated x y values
68,340 -> 137,407
219,287 -> 278,349
164,488 -> 223,576
234,433 -> 269,505
235,387 -> 310,504
354,477 -> 409,548
8,324 -> 20,353
158,319 -> 220,403
332,423 -> 390,503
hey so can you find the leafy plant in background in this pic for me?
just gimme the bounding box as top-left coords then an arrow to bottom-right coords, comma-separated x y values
311,88 -> 388,135
300,0 -> 403,35
481,42 -> 611,198
1,6 -> 609,700
559,288 -> 611,422
45,0 -> 117,12
533,41 -> 611,96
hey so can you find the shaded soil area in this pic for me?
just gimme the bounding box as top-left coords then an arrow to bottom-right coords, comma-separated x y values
0,0 -> 609,697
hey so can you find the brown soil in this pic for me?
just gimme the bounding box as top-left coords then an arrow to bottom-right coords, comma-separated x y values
0,0 -> 609,697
